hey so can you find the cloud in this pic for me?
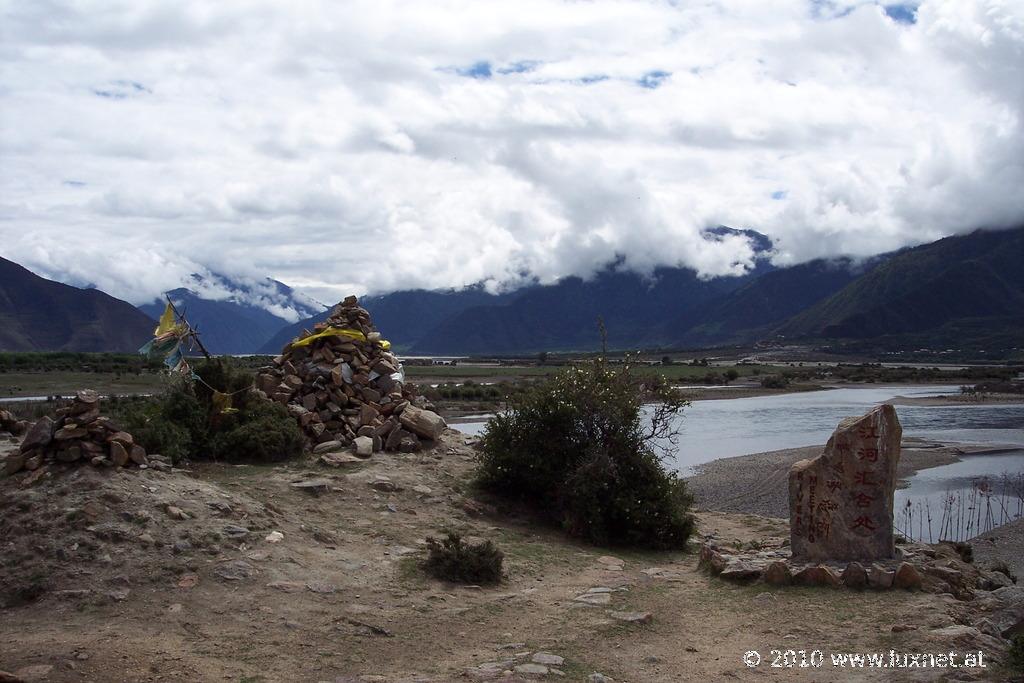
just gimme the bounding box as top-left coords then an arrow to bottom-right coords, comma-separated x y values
0,0 -> 1022,308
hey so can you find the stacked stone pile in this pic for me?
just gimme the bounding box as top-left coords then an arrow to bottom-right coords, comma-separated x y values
3,390 -> 150,475
256,295 -> 446,455
0,410 -> 28,437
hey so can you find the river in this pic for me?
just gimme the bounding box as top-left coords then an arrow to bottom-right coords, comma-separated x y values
451,384 -> 1024,539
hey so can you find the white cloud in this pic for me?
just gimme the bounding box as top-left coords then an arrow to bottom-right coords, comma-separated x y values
0,0 -> 1022,307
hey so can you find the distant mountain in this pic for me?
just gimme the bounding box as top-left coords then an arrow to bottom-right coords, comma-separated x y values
669,256 -> 881,347
0,257 -> 154,352
139,274 -> 324,355
258,285 -> 521,354
776,226 -> 1024,343
408,227 -> 776,354
409,265 -> 766,355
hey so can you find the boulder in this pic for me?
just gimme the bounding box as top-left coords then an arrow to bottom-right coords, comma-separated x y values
19,416 -> 54,453
893,562 -> 922,590
353,435 -> 374,457
841,562 -> 868,589
868,564 -> 895,589
763,561 -> 792,586
792,565 -> 841,588
110,441 -> 130,467
789,404 -> 902,562
398,405 -> 446,440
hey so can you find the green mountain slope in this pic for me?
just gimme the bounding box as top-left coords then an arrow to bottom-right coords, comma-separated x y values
776,227 -> 1024,341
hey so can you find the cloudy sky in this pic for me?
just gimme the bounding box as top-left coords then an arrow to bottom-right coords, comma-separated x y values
1,0 -> 1023,310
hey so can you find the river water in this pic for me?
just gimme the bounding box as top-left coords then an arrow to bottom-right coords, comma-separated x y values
451,385 -> 1024,539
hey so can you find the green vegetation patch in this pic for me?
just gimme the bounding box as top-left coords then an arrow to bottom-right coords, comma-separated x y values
477,356 -> 696,550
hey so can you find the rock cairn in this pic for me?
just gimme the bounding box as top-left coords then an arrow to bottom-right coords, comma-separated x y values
3,390 -> 149,475
256,295 -> 446,455
0,409 -> 28,437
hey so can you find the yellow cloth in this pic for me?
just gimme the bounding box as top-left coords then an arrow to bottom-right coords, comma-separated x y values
290,327 -> 390,350
154,302 -> 176,336
211,390 -> 238,415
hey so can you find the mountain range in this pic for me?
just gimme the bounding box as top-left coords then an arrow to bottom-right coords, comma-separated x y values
138,273 -> 324,355
0,257 -> 154,352
2,225 -> 1021,356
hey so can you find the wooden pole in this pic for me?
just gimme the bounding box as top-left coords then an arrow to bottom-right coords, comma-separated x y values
165,294 -> 212,359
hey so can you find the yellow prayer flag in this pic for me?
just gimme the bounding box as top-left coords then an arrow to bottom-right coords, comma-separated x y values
154,302 -> 176,336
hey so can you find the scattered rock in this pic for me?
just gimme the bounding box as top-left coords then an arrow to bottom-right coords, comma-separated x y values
514,663 -> 549,676
574,591 -> 612,605
792,565 -> 841,588
763,561 -> 792,586
291,479 -> 332,494
841,562 -> 868,589
320,452 -> 364,467
893,562 -> 922,590
306,581 -> 338,594
868,564 -> 895,589
214,560 -> 255,581
531,653 -> 564,666
266,581 -> 305,593
265,531 -> 284,543
177,573 -> 199,589
609,610 -> 652,624
165,505 -> 189,520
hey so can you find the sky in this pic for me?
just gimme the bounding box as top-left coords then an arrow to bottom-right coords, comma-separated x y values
1,0 -> 1023,310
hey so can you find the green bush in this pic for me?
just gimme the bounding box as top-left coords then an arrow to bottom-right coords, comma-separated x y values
477,356 -> 695,550
208,400 -> 303,463
760,375 -> 790,389
1009,635 -> 1024,677
422,532 -> 503,585
120,359 -> 302,464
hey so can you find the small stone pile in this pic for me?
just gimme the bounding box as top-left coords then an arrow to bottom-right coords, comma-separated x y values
3,390 -> 149,475
256,295 -> 446,455
0,409 -> 28,438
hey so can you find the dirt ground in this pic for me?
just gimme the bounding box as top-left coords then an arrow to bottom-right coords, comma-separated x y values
0,431 -> 1019,682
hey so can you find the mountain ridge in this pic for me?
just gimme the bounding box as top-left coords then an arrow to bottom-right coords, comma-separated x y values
0,256 -> 154,352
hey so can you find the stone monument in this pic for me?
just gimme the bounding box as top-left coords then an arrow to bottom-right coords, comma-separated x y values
789,404 -> 902,562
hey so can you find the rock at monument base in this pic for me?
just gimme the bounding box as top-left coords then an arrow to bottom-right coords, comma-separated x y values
793,565 -> 841,588
893,562 -> 922,590
763,561 -> 792,586
868,565 -> 895,589
841,562 -> 868,589
720,559 -> 761,582
789,404 -> 902,562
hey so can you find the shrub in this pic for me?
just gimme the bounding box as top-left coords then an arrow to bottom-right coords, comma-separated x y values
477,356 -> 695,550
120,359 -> 302,464
760,375 -> 790,389
208,400 -> 304,463
422,532 -> 503,584
1009,635 -> 1024,677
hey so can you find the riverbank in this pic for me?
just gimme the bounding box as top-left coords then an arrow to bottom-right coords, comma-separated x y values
684,438 -> 1012,520
890,392 -> 1024,407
